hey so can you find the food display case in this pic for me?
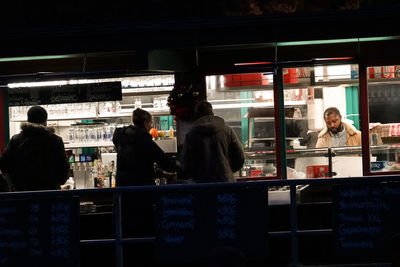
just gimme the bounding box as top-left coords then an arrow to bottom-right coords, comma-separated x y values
8,74 -> 177,189
206,64 -> 400,180
205,64 -> 387,179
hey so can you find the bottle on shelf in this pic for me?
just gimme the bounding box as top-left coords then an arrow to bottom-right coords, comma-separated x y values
68,127 -> 75,143
108,160 -> 116,188
135,98 -> 142,109
169,126 -> 174,138
68,151 -> 75,163
111,170 -> 116,188
74,149 -> 80,162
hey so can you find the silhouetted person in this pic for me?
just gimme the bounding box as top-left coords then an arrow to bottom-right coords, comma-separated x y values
112,108 -> 175,186
181,101 -> 244,182
0,106 -> 69,191
112,108 -> 176,247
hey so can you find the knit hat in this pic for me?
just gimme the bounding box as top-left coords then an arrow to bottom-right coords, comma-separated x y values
27,106 -> 48,124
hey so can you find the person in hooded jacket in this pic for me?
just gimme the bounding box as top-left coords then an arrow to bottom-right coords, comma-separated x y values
0,106 -> 69,191
181,101 -> 245,183
112,108 -> 176,186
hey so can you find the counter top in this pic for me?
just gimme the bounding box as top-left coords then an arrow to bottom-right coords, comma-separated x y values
244,145 -> 400,160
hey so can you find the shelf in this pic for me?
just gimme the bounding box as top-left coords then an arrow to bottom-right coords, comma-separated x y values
64,139 -> 177,152
122,87 -> 173,96
98,108 -> 171,118
252,117 -> 307,122
212,101 -> 306,110
11,114 -> 97,122
10,109 -> 172,122
64,141 -> 114,148
244,147 -> 363,160
243,145 -> 400,161
217,76 -> 400,92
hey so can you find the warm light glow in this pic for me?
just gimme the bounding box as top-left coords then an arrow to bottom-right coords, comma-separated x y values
327,65 -> 351,79
234,62 -> 273,66
8,79 -> 112,88
7,75 -> 175,90
207,76 -> 217,90
8,80 -> 69,88
314,64 -> 352,81
315,57 -> 353,61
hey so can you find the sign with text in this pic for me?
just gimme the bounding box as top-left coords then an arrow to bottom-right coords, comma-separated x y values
333,183 -> 400,261
7,82 -> 122,106
155,186 -> 268,262
0,196 -> 79,267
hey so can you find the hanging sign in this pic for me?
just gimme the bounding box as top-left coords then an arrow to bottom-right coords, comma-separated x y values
7,82 -> 122,106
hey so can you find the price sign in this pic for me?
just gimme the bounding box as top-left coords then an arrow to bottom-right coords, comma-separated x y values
0,196 -> 79,267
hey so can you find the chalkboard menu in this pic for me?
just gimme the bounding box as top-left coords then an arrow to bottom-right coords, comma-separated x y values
7,82 -> 122,106
333,183 -> 400,260
0,196 -> 79,267
155,186 -> 268,262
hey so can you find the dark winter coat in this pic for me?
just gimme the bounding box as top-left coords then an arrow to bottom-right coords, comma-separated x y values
112,125 -> 175,186
181,115 -> 245,183
0,122 -> 69,191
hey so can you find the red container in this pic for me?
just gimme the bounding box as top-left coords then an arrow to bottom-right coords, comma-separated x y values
381,66 -> 395,78
224,73 -> 268,87
250,169 -> 262,177
369,66 -> 395,79
368,67 -> 376,79
283,68 -> 298,84
306,165 -> 329,178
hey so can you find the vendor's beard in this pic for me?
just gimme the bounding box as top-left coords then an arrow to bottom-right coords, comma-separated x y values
329,123 -> 343,135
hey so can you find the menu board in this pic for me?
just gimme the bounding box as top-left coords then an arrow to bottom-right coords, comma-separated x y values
333,183 -> 400,260
155,186 -> 268,262
7,82 -> 122,106
0,196 -> 79,267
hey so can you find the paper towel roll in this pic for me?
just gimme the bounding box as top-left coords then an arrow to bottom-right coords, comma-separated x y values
307,99 -> 324,131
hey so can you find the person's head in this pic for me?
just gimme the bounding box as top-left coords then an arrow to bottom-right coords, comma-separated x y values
194,100 -> 214,120
323,107 -> 343,134
132,108 -> 152,132
27,106 -> 48,126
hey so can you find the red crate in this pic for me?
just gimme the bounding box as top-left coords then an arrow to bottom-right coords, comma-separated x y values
224,73 -> 268,87
283,68 -> 298,84
306,165 -> 329,178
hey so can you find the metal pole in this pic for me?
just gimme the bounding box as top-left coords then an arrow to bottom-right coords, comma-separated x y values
359,63 -> 372,175
328,148 -> 333,177
274,67 -> 287,179
114,191 -> 123,267
290,183 -> 298,266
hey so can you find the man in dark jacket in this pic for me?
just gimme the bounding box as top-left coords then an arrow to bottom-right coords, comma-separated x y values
181,101 -> 245,182
112,108 -> 176,240
112,108 -> 175,186
0,106 -> 69,191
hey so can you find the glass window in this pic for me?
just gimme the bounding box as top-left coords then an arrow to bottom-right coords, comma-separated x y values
283,64 -> 362,179
206,72 -> 276,180
368,65 -> 400,173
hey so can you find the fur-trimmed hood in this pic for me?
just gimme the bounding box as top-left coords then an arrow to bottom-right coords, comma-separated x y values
0,121 -> 69,191
20,122 -> 55,135
318,121 -> 359,138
